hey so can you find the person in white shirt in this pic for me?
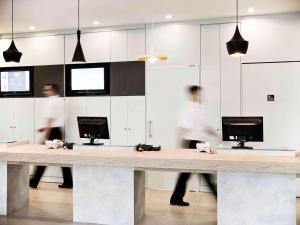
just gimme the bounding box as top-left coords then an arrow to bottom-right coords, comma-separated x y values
170,85 -> 218,206
30,84 -> 73,189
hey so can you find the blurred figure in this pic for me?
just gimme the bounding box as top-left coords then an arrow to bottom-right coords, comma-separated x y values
30,84 -> 73,189
170,85 -> 218,206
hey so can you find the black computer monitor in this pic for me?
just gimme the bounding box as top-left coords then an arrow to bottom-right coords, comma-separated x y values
222,117 -> 263,149
77,117 -> 109,145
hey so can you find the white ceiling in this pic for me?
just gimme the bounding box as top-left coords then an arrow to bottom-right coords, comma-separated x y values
0,0 -> 299,34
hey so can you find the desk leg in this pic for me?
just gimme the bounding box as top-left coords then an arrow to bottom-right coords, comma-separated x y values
73,165 -> 145,225
218,171 -> 296,225
0,162 -> 29,215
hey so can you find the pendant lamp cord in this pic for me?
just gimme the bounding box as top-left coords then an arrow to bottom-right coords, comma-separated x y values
151,16 -> 154,54
236,0 -> 239,24
77,0 -> 80,30
12,0 -> 14,40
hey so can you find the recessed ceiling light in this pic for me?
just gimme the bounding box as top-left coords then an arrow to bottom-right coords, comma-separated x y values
165,14 -> 173,20
29,26 -> 36,30
93,21 -> 100,25
248,7 -> 255,13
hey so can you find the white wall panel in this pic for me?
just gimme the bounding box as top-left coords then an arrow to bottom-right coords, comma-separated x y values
147,66 -> 200,147
34,98 -> 46,144
201,24 -> 221,137
220,23 -> 241,116
111,31 -> 128,62
65,97 -> 87,143
86,97 -> 111,145
242,62 -> 300,149
0,35 -> 64,66
128,29 -> 145,61
33,35 -> 64,65
13,98 -> 34,143
111,96 -> 128,146
146,66 -> 199,190
0,99 -> 14,142
65,31 -> 111,64
146,22 -> 200,66
127,96 -> 145,146
10,38 -> 35,66
242,13 -> 300,63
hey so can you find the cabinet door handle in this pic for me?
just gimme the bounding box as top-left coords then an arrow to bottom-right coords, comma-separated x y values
127,128 -> 132,131
148,121 -> 153,138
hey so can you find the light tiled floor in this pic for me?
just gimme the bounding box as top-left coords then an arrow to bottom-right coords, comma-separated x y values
0,182 -> 297,225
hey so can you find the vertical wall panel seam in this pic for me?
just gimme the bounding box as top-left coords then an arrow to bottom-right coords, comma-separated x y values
144,24 -> 148,144
109,96 -> 112,146
109,31 -> 112,62
126,30 -> 129,60
63,35 -> 66,140
219,25 -> 222,132
240,22 -> 243,116
199,25 -> 202,87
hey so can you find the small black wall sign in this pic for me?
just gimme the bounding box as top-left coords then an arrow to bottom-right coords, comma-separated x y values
267,95 -> 275,102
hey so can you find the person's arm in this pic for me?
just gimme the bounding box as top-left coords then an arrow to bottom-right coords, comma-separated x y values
205,127 -> 219,137
176,127 -> 187,147
43,118 -> 53,142
37,99 -> 55,143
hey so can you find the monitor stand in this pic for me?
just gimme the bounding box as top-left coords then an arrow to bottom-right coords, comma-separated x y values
232,141 -> 253,149
82,138 -> 104,146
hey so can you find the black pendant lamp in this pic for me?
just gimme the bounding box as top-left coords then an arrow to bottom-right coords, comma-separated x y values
3,0 -> 22,63
72,0 -> 86,62
226,0 -> 249,56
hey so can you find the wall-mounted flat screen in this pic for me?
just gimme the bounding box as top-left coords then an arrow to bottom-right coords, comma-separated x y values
65,63 -> 110,96
0,67 -> 34,97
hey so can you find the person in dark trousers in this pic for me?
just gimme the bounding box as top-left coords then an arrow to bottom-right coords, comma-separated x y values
170,85 -> 218,206
30,84 -> 73,189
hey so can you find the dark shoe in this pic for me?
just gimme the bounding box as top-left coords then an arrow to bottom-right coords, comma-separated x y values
170,199 -> 190,206
29,180 -> 37,189
58,184 -> 73,189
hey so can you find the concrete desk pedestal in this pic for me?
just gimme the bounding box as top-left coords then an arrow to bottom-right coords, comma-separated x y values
0,162 -> 29,215
73,145 -> 145,225
218,171 -> 296,225
217,148 -> 296,225
73,166 -> 145,225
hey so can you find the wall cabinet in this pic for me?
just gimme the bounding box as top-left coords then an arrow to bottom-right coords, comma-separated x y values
128,29 -> 146,61
242,62 -> 300,149
146,22 -> 200,66
201,23 -> 241,138
32,35 -> 65,65
0,99 -> 14,142
242,13 -> 300,63
0,98 -> 34,143
34,97 -> 65,144
0,35 -> 64,67
111,31 -> 128,62
111,96 -> 145,146
200,24 -> 221,137
65,97 -> 111,145
220,23 -> 241,116
145,66 -> 200,190
65,32 -> 111,64
110,61 -> 145,96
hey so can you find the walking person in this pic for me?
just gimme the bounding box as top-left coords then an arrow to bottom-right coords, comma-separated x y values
170,85 -> 218,206
30,84 -> 73,189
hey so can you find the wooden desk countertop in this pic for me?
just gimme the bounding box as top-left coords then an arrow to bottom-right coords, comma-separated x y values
0,144 -> 300,174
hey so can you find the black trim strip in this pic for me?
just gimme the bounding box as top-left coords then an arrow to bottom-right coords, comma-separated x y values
242,61 -> 300,65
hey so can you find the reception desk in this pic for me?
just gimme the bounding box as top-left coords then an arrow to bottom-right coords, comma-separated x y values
0,144 -> 298,225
